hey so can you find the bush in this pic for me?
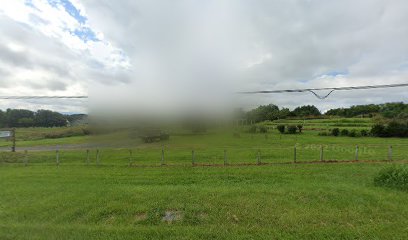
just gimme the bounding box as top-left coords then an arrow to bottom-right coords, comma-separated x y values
371,123 -> 386,137
348,129 -> 357,137
297,125 -> 303,133
331,128 -> 340,136
374,165 -> 408,191
277,125 -> 285,134
287,125 -> 297,134
385,121 -> 408,137
360,129 -> 368,137
247,126 -> 257,133
259,125 -> 268,133
340,129 -> 349,136
318,132 -> 328,136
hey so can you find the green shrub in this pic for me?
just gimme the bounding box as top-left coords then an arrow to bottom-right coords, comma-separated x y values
371,124 -> 386,137
247,126 -> 257,133
259,125 -> 268,133
277,125 -> 285,134
318,132 -> 328,136
287,125 -> 297,134
348,129 -> 357,137
331,128 -> 340,136
360,129 -> 368,137
297,125 -> 303,133
340,129 -> 349,136
374,165 -> 408,191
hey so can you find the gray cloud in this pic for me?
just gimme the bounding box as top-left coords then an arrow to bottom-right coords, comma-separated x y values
1,0 -> 408,114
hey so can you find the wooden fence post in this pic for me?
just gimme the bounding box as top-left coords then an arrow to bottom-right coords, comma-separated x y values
161,147 -> 165,166
388,145 -> 393,161
192,149 -> 195,166
224,149 -> 227,166
320,145 -> 324,162
257,150 -> 261,165
24,150 -> 28,167
129,149 -> 133,167
96,149 -> 100,165
56,149 -> 60,167
355,145 -> 359,161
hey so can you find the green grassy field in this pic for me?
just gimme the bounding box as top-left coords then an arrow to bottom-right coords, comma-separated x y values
1,119 -> 408,239
1,164 -> 407,239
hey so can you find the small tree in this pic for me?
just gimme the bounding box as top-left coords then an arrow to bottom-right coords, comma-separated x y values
287,125 -> 297,134
297,125 -> 303,133
259,125 -> 268,133
340,129 -> 349,136
371,124 -> 385,137
331,128 -> 340,136
277,125 -> 285,134
348,129 -> 357,137
360,129 -> 368,137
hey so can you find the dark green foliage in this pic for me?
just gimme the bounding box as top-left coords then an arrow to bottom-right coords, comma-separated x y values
371,121 -> 408,137
246,104 -> 281,123
318,132 -> 329,136
287,125 -> 297,134
348,129 -> 357,137
371,124 -> 386,137
340,129 -> 349,136
277,125 -> 285,134
374,166 -> 408,191
259,125 -> 268,133
331,128 -> 340,136
297,125 -> 303,133
360,129 -> 368,136
0,108 -> 75,128
291,105 -> 321,117
326,102 -> 408,118
247,126 -> 257,133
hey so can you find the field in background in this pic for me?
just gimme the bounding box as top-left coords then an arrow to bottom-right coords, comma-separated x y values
1,118 -> 408,239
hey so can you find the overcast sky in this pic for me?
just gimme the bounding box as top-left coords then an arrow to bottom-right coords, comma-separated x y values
0,0 -> 407,114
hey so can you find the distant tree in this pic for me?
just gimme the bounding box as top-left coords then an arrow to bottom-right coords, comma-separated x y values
277,125 -> 285,134
34,110 -> 67,127
340,129 -> 349,136
259,125 -> 268,133
331,128 -> 340,136
371,124 -> 386,137
296,125 -> 303,133
291,105 -> 321,117
287,125 -> 298,134
247,104 -> 281,123
6,109 -> 35,127
0,110 -> 5,128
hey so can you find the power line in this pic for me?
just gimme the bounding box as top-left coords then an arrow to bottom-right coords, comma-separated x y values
237,83 -> 408,99
0,96 -> 88,99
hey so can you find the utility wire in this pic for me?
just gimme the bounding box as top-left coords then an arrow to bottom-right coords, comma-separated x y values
0,96 -> 88,99
238,83 -> 408,99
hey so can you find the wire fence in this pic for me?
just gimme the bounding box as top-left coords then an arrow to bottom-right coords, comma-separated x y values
1,144 -> 407,167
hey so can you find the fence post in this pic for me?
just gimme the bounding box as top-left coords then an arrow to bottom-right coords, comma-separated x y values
161,147 -> 165,166
56,149 -> 60,167
294,145 -> 297,163
388,145 -> 393,161
96,149 -> 100,165
257,149 -> 261,165
129,149 -> 133,167
355,145 -> 359,161
24,150 -> 28,167
320,145 -> 324,162
224,149 -> 227,166
192,149 -> 195,166
86,149 -> 90,165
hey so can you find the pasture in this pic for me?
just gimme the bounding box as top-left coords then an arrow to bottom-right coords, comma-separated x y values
1,118 -> 408,239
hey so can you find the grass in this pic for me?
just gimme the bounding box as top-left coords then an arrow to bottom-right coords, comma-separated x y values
1,120 -> 408,239
0,164 -> 408,239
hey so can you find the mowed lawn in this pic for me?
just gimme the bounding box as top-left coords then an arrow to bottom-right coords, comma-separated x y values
1,163 -> 407,239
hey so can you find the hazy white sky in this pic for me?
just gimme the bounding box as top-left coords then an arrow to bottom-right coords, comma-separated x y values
0,0 -> 407,113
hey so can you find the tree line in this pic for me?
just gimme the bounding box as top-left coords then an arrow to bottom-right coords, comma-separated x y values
241,102 -> 408,123
0,109 -> 73,128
